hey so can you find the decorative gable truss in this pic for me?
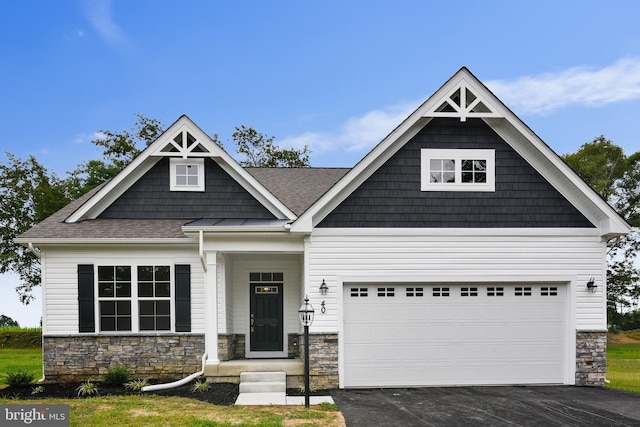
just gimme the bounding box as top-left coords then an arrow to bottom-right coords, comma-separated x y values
65,115 -> 296,223
424,79 -> 501,122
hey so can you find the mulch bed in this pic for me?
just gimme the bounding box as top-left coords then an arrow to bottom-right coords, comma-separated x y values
1,380 -> 239,406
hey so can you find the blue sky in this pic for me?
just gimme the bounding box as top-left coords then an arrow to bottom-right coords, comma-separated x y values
2,0 -> 640,326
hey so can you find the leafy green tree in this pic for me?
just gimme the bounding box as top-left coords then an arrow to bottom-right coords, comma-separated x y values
231,125 -> 310,167
563,137 -> 640,328
0,154 -> 72,303
0,314 -> 19,327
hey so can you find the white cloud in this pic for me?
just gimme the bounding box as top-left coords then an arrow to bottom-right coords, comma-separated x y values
73,131 -> 106,145
84,0 -> 128,46
279,57 -> 640,160
486,57 -> 640,114
279,100 -> 419,156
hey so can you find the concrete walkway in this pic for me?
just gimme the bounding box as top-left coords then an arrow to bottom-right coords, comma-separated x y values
235,392 -> 335,406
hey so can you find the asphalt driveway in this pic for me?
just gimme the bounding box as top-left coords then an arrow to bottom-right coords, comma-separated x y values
331,386 -> 640,426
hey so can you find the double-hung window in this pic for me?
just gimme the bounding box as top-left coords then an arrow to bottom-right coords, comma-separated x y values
138,266 -> 171,331
421,149 -> 495,191
98,266 -> 132,332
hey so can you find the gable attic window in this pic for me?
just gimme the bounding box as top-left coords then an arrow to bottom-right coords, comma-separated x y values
170,158 -> 205,192
421,149 -> 495,192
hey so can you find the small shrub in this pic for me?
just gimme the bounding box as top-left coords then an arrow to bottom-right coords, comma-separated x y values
103,365 -> 130,386
31,385 -> 44,395
191,380 -> 210,393
76,380 -> 100,397
4,370 -> 36,388
124,378 -> 149,392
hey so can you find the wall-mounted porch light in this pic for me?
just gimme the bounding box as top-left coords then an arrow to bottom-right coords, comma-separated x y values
586,277 -> 597,292
319,279 -> 328,296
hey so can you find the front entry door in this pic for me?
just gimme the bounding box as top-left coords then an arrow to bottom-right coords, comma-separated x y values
250,275 -> 283,352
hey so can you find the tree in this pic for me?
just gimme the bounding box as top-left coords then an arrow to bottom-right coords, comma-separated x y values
562,136 -> 640,328
231,125 -> 311,167
0,314 -> 19,327
91,113 -> 165,170
0,154 -> 72,303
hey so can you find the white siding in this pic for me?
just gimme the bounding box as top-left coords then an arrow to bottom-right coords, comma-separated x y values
41,245 -> 204,335
305,230 -> 606,332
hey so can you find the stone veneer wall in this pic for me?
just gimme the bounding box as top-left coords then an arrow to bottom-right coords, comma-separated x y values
298,333 -> 339,389
43,334 -> 204,382
575,330 -> 607,386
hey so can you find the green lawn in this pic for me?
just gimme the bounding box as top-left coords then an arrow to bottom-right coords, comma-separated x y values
0,347 -> 42,385
606,343 -> 640,393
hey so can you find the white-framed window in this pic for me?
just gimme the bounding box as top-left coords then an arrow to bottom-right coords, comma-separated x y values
170,158 -> 205,192
97,264 -> 173,332
421,149 -> 495,192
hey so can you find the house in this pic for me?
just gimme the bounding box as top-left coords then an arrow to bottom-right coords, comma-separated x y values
16,68 -> 631,389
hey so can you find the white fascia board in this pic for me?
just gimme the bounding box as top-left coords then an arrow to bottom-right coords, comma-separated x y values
309,227 -> 603,238
13,237 -> 195,245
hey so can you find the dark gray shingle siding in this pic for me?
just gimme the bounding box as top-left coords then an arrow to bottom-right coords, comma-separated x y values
99,158 -> 276,220
318,118 -> 595,228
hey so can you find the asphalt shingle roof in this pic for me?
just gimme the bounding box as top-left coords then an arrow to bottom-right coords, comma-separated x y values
17,167 -> 350,241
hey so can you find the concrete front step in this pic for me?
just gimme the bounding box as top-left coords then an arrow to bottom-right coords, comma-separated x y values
240,371 -> 286,384
239,381 -> 286,393
238,371 -> 286,394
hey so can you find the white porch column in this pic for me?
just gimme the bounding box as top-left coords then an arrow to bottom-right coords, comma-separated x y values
205,251 -> 219,366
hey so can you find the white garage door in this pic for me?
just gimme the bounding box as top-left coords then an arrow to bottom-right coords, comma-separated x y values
343,284 -> 566,387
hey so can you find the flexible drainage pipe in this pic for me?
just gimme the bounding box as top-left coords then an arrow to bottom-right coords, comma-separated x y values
141,352 -> 208,392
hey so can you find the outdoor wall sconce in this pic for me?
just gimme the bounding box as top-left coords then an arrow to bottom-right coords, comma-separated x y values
321,300 -> 326,314
586,277 -> 597,292
319,279 -> 328,296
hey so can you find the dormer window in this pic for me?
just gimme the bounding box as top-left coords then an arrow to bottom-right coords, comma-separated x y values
170,158 -> 205,192
421,149 -> 495,192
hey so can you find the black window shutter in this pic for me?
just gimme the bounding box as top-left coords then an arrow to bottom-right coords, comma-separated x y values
175,264 -> 191,332
78,264 -> 95,333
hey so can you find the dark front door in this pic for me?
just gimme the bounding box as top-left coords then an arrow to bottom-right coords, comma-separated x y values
250,280 -> 283,352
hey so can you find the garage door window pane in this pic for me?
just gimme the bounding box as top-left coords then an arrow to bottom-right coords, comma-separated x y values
433,287 -> 450,297
487,287 -> 504,296
350,288 -> 368,297
406,287 -> 424,297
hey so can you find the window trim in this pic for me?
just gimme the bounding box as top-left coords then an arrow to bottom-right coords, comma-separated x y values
169,158 -> 205,192
421,148 -> 495,192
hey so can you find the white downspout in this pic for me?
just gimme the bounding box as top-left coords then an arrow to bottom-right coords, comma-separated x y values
142,352 -> 208,392
28,243 -> 41,259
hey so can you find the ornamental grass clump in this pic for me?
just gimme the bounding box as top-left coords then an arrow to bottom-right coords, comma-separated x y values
76,380 -> 100,397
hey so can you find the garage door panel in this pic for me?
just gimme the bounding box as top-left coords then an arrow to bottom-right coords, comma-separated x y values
343,283 -> 566,387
